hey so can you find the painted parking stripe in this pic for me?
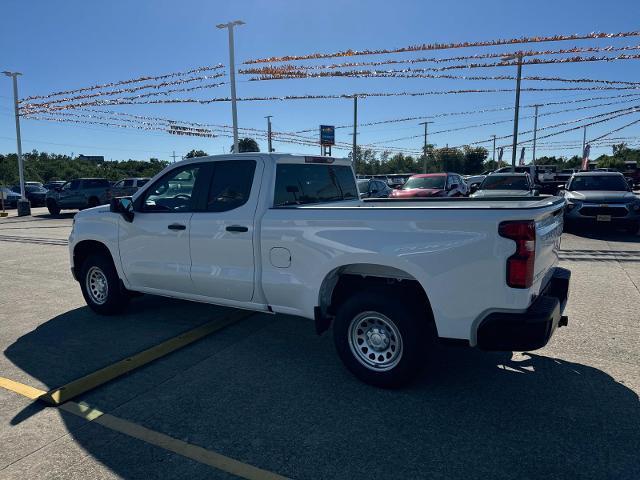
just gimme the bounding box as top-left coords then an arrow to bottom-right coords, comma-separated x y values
0,376 -> 47,400
0,379 -> 289,480
41,309 -> 254,405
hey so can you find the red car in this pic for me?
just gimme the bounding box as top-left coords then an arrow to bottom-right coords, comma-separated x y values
389,173 -> 468,198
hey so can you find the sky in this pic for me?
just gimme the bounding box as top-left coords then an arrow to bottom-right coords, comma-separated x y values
1,0 -> 640,163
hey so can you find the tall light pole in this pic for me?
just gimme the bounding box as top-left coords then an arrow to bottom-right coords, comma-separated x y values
217,20 -> 245,154
532,104 -> 541,165
3,70 -> 30,216
418,121 -> 433,173
265,115 -> 273,152
503,53 -> 523,172
492,134 -> 497,165
352,95 -> 358,167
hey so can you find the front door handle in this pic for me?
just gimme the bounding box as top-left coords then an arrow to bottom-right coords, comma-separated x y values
168,223 -> 186,231
226,225 -> 248,233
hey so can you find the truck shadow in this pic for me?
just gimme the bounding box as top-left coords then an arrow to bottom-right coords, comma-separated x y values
3,309 -> 639,479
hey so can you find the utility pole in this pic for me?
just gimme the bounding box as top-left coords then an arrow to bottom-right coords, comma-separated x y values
3,70 -> 29,216
171,151 -> 178,163
418,121 -> 433,173
492,135 -> 497,164
532,104 -> 541,166
217,20 -> 245,154
503,53 -> 523,172
265,115 -> 273,152
351,95 -> 358,168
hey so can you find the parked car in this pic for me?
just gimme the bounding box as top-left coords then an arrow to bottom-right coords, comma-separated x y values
69,153 -> 569,388
14,184 -> 49,206
0,187 -> 21,208
464,170 -> 493,191
43,180 -> 66,191
46,178 -> 111,215
111,178 -> 150,198
389,173 -> 468,198
470,173 -> 538,198
358,178 -> 392,199
562,171 -> 640,233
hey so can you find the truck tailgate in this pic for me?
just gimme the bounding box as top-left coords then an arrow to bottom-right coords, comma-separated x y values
533,203 -> 564,292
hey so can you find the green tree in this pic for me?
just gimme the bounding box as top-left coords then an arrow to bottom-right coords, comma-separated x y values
462,146 -> 488,174
230,138 -> 260,153
433,147 -> 464,173
185,149 -> 208,158
597,156 -> 625,170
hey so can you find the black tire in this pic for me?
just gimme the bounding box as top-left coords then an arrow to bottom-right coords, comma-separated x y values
79,253 -> 130,315
47,199 -> 60,216
87,197 -> 99,208
332,289 -> 433,388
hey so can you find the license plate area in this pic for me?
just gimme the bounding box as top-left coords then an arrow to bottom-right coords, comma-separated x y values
596,215 -> 612,222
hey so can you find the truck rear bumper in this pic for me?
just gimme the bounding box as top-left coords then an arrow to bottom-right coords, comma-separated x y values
476,267 -> 570,351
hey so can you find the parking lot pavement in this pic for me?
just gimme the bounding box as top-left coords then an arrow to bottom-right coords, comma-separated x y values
0,209 -> 638,480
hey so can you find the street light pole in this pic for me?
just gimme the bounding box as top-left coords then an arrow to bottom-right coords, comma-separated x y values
265,115 -> 273,152
503,53 -> 523,172
492,134 -> 497,164
217,20 -> 245,154
418,121 -> 433,173
532,104 -> 541,166
352,95 -> 358,168
3,70 -> 30,216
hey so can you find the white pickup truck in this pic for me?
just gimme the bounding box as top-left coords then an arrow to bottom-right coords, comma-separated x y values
69,153 -> 570,387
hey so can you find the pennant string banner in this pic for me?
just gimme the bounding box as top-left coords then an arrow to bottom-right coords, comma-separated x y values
243,31 -> 640,64
240,45 -> 640,71
20,64 -> 225,103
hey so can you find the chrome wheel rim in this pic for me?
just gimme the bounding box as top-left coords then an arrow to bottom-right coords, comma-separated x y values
86,266 -> 108,305
348,311 -> 403,371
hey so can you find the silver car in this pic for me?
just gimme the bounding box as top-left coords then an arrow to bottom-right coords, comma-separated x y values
563,171 -> 640,233
470,173 -> 538,198
357,179 -> 392,199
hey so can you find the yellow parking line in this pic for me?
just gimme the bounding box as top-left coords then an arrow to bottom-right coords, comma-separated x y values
0,380 -> 289,480
41,309 -> 254,405
0,376 -> 46,400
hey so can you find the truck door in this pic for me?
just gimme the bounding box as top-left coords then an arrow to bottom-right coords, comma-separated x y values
189,159 -> 261,302
118,163 -> 205,293
58,179 -> 81,207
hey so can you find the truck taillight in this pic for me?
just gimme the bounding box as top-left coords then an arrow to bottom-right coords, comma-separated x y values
499,220 -> 536,289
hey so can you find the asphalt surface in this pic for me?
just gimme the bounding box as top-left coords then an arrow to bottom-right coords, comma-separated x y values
0,207 -> 638,480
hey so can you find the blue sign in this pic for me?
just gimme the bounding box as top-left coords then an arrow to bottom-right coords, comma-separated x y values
320,125 -> 335,146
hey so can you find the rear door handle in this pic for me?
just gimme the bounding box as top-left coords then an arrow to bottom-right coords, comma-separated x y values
168,223 -> 186,230
226,225 -> 248,233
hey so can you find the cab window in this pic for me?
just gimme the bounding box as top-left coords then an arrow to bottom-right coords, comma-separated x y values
141,165 -> 201,212
206,160 -> 256,212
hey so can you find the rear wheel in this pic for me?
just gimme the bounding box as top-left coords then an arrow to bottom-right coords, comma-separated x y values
333,289 -> 432,388
79,253 -> 129,315
46,199 -> 60,216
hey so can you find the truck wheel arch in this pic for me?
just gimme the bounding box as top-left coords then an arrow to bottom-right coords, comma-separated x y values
73,240 -> 116,280
316,263 -> 436,335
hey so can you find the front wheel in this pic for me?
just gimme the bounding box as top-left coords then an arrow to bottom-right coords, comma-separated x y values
333,290 -> 432,388
47,199 -> 60,216
79,253 -> 130,315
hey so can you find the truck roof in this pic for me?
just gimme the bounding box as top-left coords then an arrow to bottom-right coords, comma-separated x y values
175,153 -> 352,167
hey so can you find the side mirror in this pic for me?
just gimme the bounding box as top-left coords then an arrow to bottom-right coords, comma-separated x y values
370,188 -> 379,195
469,184 -> 479,193
449,183 -> 459,191
532,189 -> 540,196
557,184 -> 565,190
110,196 -> 134,222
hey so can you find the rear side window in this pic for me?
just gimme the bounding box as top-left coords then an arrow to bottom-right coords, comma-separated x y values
123,179 -> 135,187
206,160 -> 256,212
274,164 -> 358,206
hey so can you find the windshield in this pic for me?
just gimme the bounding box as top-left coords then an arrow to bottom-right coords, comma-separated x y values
480,175 -> 529,190
402,176 -> 446,190
568,175 -> 628,191
357,180 -> 369,194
